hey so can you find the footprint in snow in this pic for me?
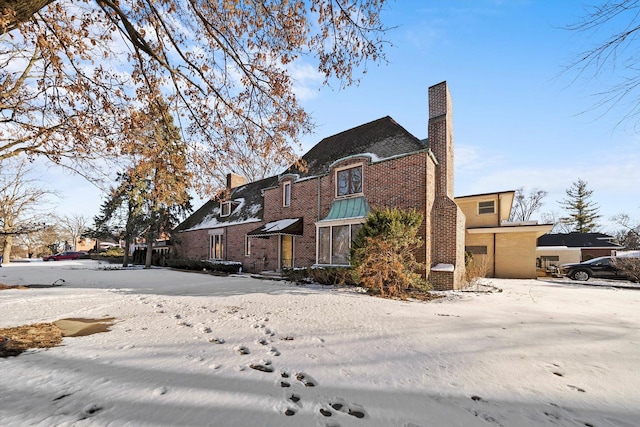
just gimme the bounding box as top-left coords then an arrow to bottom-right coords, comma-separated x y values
152,387 -> 168,396
295,372 -> 316,387
234,346 -> 250,355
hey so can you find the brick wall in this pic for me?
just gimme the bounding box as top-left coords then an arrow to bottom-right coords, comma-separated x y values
262,177 -> 321,268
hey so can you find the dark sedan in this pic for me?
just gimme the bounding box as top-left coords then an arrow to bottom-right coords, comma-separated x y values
42,251 -> 88,261
559,256 -> 629,281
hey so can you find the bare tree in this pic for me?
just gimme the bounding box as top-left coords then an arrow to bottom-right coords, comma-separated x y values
57,214 -> 90,251
564,1 -> 640,129
0,159 -> 54,263
611,213 -> 640,249
541,211 -> 573,234
509,187 -> 548,222
0,0 -> 392,197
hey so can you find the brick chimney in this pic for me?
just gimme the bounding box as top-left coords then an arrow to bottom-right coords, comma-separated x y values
227,173 -> 246,190
225,173 -> 247,198
428,81 -> 466,290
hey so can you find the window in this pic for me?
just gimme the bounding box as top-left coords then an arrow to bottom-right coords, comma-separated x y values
478,200 -> 495,215
283,182 -> 291,207
220,201 -> 232,217
331,225 -> 350,264
316,222 -> 363,266
245,235 -> 251,257
466,246 -> 487,255
336,165 -> 363,197
318,227 -> 331,264
211,234 -> 224,259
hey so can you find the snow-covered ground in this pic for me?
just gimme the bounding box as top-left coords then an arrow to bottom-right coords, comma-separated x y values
1,260 -> 639,427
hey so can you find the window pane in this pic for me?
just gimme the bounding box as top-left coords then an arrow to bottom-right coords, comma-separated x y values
351,166 -> 362,193
221,202 -> 231,216
332,225 -> 350,265
318,227 -> 330,264
478,201 -> 495,214
212,235 -> 224,259
337,169 -> 350,196
337,166 -> 363,197
283,183 -> 291,206
351,223 -> 363,242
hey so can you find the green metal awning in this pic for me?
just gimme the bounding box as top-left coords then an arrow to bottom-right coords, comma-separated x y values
319,196 -> 370,222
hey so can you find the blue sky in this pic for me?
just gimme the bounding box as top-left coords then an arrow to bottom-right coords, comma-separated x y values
51,1 -> 640,232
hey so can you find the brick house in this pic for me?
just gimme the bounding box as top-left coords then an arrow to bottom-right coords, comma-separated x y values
173,82 -> 466,290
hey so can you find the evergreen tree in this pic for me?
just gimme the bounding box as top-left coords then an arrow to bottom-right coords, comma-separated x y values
351,207 -> 429,298
559,178 -> 601,233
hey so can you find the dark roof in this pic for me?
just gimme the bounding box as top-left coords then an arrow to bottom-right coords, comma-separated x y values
176,116 -> 426,232
174,176 -> 278,232
537,233 -> 622,248
290,116 -> 427,177
247,217 -> 304,237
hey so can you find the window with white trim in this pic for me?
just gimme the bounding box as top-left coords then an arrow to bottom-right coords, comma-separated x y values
336,165 -> 363,197
283,182 -> 291,207
210,233 -> 224,259
220,201 -> 232,217
316,222 -> 363,265
478,200 -> 495,215
245,235 -> 251,257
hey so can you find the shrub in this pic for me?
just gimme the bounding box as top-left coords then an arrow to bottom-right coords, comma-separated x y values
351,207 -> 430,298
282,267 -> 357,286
613,257 -> 640,282
309,266 -> 357,286
464,251 -> 490,282
166,258 -> 242,274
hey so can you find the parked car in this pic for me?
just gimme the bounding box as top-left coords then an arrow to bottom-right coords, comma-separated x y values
559,256 -> 631,281
42,251 -> 88,261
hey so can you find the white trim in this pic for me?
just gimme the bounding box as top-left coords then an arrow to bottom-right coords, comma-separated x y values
467,224 -> 553,234
335,163 -> 364,198
283,181 -> 291,207
477,200 -> 495,215
245,235 -> 251,257
220,201 -> 232,217
315,220 -> 364,266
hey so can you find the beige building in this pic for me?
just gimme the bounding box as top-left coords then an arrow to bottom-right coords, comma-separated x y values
455,191 -> 553,279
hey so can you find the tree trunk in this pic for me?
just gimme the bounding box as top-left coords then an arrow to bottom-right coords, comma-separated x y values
144,230 -> 153,269
122,235 -> 131,268
2,234 -> 13,265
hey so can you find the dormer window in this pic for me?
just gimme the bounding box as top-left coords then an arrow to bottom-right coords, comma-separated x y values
220,201 -> 232,217
478,200 -> 495,215
336,164 -> 363,197
283,182 -> 291,207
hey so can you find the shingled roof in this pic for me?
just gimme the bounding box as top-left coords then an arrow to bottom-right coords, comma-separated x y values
290,116 -> 428,177
537,233 -> 622,249
174,176 -> 278,232
176,116 -> 428,232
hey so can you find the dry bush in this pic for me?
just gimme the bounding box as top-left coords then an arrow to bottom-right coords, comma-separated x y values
613,257 -> 640,282
465,253 -> 491,282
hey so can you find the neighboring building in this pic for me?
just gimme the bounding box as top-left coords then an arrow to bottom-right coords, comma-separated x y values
173,82 -> 466,290
455,191 -> 553,279
536,233 -> 623,270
